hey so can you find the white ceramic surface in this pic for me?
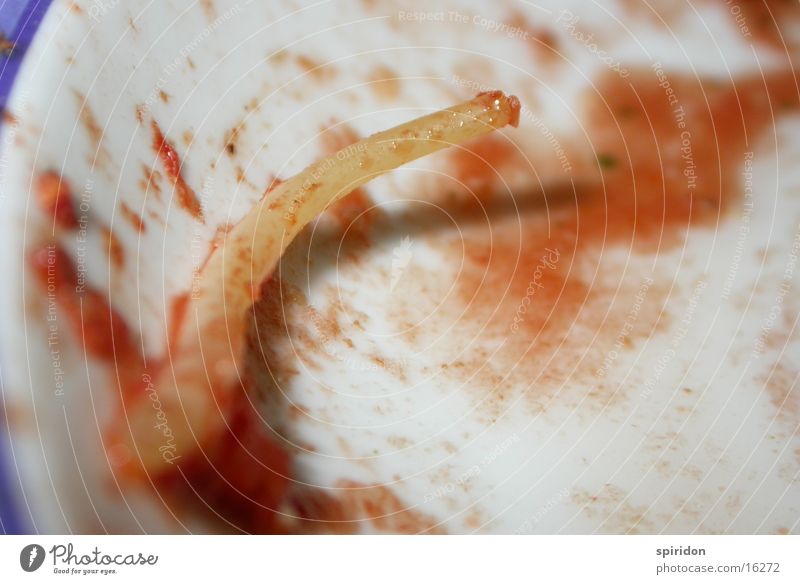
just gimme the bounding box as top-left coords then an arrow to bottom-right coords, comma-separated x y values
1,0 -> 798,533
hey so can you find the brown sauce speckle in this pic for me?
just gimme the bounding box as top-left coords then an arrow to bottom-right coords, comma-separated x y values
296,55 -> 336,81
119,201 -> 146,233
369,65 -> 401,101
102,227 -> 125,268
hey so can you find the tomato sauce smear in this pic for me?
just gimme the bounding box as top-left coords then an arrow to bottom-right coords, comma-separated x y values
434,64 -> 800,416
151,120 -> 205,222
35,171 -> 79,230
29,242 -> 292,532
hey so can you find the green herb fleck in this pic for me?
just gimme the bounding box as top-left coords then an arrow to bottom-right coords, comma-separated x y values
598,154 -> 617,169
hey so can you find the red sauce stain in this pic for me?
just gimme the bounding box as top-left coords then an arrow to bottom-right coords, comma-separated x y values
296,55 -> 336,81
431,66 -> 800,412
448,134 -> 525,201
1,108 -> 17,126
0,33 -> 15,56
140,163 -> 162,197
209,222 -> 235,255
735,0 -> 800,50
102,227 -> 125,268
319,122 -> 360,154
74,91 -> 103,144
151,120 -> 204,221
369,65 -> 401,101
167,292 -> 190,349
475,90 -> 521,128
507,11 -> 560,64
35,171 -> 78,229
326,188 -> 375,242
263,175 -> 284,199
154,397 -> 291,534
287,480 -> 444,534
119,201 -> 146,233
224,124 -> 243,156
199,0 -> 217,22
28,245 -> 131,361
28,243 -> 292,533
74,91 -> 112,170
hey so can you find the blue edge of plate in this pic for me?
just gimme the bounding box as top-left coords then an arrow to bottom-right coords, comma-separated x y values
1,0 -> 55,535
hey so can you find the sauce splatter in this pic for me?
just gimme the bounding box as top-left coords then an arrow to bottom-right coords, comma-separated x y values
448,134 -> 525,200
735,0 -> 800,50
506,11 -> 560,65
287,480 -> 444,534
390,65 -> 800,419
296,55 -> 336,81
28,244 -> 292,533
155,396 -> 291,534
369,65 -> 401,101
102,227 -> 125,268
35,171 -> 78,229
119,201 -> 146,233
151,120 -> 204,221
28,245 -> 131,360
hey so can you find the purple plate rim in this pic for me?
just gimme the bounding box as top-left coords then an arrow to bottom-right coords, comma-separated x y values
0,0 -> 55,535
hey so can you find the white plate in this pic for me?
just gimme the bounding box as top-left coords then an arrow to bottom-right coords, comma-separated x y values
1,0 -> 798,533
